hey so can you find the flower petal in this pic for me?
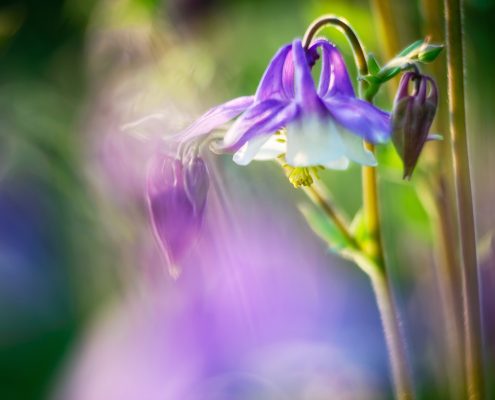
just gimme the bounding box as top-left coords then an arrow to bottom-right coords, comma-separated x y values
292,39 -> 321,111
286,117 -> 346,167
253,134 -> 287,160
325,156 -> 350,170
233,134 -> 286,165
222,100 -> 298,151
178,96 -> 254,142
324,96 -> 391,143
314,40 -> 355,98
255,44 -> 293,101
338,129 -> 377,166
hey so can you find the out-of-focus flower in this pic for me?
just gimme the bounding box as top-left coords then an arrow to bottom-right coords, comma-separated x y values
146,151 -> 209,276
178,39 -> 391,172
391,72 -> 439,179
55,176 -> 386,399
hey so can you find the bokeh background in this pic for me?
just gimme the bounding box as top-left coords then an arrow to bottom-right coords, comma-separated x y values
0,0 -> 494,399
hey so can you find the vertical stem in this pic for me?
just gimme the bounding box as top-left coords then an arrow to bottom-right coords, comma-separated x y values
444,0 -> 485,398
361,142 -> 384,265
420,178 -> 466,398
370,269 -> 413,400
362,142 -> 413,400
420,0 -> 466,397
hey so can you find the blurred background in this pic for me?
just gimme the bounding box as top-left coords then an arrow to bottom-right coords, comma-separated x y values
0,0 -> 494,399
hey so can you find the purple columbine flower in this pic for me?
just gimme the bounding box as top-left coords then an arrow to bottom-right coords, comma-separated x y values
391,72 -> 439,179
178,39 -> 391,170
146,151 -> 209,276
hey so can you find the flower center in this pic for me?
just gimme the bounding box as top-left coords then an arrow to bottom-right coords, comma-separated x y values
278,155 -> 324,188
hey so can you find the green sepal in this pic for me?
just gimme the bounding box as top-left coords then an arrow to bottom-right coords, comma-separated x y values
377,66 -> 402,82
418,44 -> 444,63
398,39 -> 425,57
364,39 -> 444,91
367,53 -> 381,75
298,203 -> 353,253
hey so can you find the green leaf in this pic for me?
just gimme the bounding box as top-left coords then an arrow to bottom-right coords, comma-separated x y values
367,53 -> 381,75
299,203 -> 353,253
350,209 -> 369,245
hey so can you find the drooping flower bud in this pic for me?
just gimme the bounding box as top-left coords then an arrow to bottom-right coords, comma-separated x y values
392,72 -> 439,179
146,153 -> 209,276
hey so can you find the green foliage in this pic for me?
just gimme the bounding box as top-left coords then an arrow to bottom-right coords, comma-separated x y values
362,39 -> 444,99
350,209 -> 369,246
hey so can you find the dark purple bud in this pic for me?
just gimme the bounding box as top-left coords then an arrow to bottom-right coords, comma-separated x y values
392,72 -> 438,179
146,154 -> 209,273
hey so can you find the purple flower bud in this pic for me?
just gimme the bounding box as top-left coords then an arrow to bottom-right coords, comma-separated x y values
392,72 -> 438,179
146,153 -> 209,273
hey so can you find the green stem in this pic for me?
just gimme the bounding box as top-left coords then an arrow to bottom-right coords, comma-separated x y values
302,15 -> 368,76
303,183 -> 359,249
444,0 -> 485,398
303,16 -> 414,400
419,0 -> 466,397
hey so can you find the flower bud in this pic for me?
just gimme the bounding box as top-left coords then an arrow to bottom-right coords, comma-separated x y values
392,72 -> 438,179
146,153 -> 209,274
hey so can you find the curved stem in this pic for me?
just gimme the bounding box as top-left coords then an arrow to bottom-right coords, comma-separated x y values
444,0 -> 485,398
303,15 -> 368,76
302,15 -> 414,399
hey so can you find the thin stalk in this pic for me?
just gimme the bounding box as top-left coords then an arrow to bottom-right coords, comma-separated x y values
420,0 -> 466,397
444,0 -> 485,398
303,183 -> 359,249
419,178 -> 465,398
303,16 -> 414,400
361,142 -> 385,265
370,268 -> 413,400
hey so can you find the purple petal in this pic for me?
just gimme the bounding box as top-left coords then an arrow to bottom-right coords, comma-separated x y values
282,49 -> 295,99
395,72 -> 415,102
314,40 -> 355,98
324,96 -> 391,143
254,44 -> 293,101
222,100 -> 298,151
178,96 -> 254,142
293,39 -> 321,110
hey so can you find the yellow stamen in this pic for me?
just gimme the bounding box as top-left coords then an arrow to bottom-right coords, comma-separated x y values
280,159 -> 324,188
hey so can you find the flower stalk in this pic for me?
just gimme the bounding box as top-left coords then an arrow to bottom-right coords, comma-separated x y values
303,182 -> 359,249
303,16 -> 414,400
444,0 -> 485,397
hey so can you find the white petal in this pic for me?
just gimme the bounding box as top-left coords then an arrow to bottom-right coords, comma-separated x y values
286,117 -> 345,167
325,156 -> 350,170
233,135 -> 272,165
338,130 -> 377,166
253,135 -> 286,161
